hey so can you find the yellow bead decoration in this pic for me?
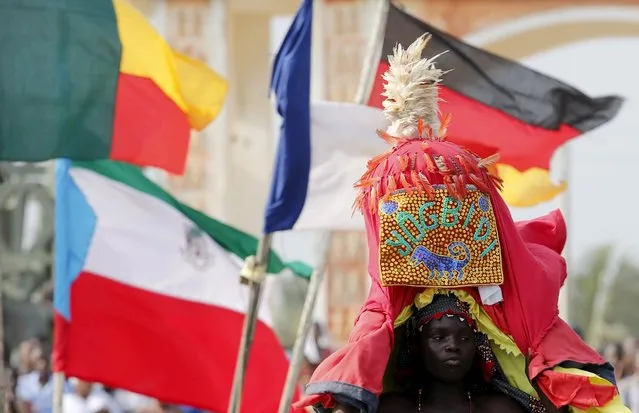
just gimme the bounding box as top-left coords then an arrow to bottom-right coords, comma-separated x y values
378,186 -> 503,288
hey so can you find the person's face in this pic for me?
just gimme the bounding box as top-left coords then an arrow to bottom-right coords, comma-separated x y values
417,315 -> 475,383
75,380 -> 93,398
33,356 -> 47,375
28,345 -> 44,370
19,341 -> 34,364
603,343 -> 620,365
20,340 -> 39,369
623,338 -> 637,358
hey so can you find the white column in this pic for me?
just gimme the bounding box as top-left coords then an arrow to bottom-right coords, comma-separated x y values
204,0 -> 231,221
147,0 -> 167,33
222,13 -> 274,234
311,0 -> 329,324
311,0 -> 325,101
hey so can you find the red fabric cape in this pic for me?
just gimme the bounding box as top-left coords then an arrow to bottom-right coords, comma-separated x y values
295,190 -> 615,412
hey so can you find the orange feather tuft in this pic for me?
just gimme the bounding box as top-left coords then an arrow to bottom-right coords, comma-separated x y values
452,175 -> 466,198
398,154 -> 410,172
426,124 -> 434,138
444,176 -> 458,198
411,170 -> 424,192
438,113 -> 452,138
417,118 -> 426,137
399,173 -> 413,194
434,156 -> 450,174
370,186 -> 379,215
376,129 -> 401,146
354,177 -> 380,189
478,153 -> 500,168
387,175 -> 397,192
423,153 -> 436,172
367,151 -> 390,170
455,155 -> 476,174
410,153 -> 418,170
468,174 -> 491,193
418,172 -> 435,198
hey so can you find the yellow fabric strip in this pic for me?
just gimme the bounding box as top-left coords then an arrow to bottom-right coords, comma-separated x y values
394,290 -> 627,412
114,0 -> 228,130
496,164 -> 567,207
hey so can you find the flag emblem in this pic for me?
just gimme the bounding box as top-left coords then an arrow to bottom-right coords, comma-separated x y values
181,225 -> 214,270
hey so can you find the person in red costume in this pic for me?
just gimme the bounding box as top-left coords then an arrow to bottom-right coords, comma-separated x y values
378,293 -> 560,413
293,35 -> 628,413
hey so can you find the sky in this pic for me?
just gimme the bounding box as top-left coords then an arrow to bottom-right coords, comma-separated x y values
507,37 -> 639,269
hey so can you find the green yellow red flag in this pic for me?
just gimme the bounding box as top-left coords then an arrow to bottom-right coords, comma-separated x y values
0,0 -> 227,174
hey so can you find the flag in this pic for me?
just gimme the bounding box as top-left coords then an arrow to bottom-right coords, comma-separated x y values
53,159 -> 310,412
0,0 -> 227,174
265,0 -> 313,232
266,2 -> 625,233
266,0 -> 383,231
366,4 -> 623,206
299,101 -> 389,230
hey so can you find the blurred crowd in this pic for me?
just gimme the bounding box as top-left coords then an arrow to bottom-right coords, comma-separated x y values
602,337 -> 639,412
15,332 -> 639,412
7,329 -> 331,413
6,339 -> 207,413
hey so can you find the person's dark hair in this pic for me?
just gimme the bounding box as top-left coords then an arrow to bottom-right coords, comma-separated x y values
614,342 -> 625,361
8,368 -> 19,413
605,342 -> 625,362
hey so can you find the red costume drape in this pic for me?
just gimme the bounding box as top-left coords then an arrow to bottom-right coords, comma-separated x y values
295,193 -> 614,412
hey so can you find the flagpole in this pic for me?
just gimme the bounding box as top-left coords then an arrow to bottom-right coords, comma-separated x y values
559,147 -> 571,322
276,2 -> 390,408
276,233 -> 331,413
50,160 -> 65,413
227,233 -> 273,413
52,373 -> 65,413
588,247 -> 625,348
354,0 -> 389,104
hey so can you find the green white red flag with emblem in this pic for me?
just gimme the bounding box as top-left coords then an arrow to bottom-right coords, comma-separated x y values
53,159 -> 310,413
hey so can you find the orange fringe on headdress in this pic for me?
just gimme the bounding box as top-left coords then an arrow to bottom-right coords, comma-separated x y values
353,115 -> 502,215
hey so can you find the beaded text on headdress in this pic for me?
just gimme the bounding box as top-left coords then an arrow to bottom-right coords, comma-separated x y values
354,34 -> 505,289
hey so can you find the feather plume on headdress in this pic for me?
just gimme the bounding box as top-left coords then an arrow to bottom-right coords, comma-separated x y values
381,34 -> 447,139
353,34 -> 503,214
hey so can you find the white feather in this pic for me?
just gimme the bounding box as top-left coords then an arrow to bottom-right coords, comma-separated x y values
382,34 -> 447,139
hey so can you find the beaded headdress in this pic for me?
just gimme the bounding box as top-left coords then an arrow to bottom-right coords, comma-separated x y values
355,35 -> 505,289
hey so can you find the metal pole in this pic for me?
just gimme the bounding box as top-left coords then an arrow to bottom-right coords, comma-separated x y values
227,233 -> 273,413
587,248 -> 625,348
276,234 -> 331,413
52,373 -> 65,413
354,0 -> 390,104
558,147 -> 571,322
277,269 -> 325,413
0,269 -> 6,413
52,161 -> 64,413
